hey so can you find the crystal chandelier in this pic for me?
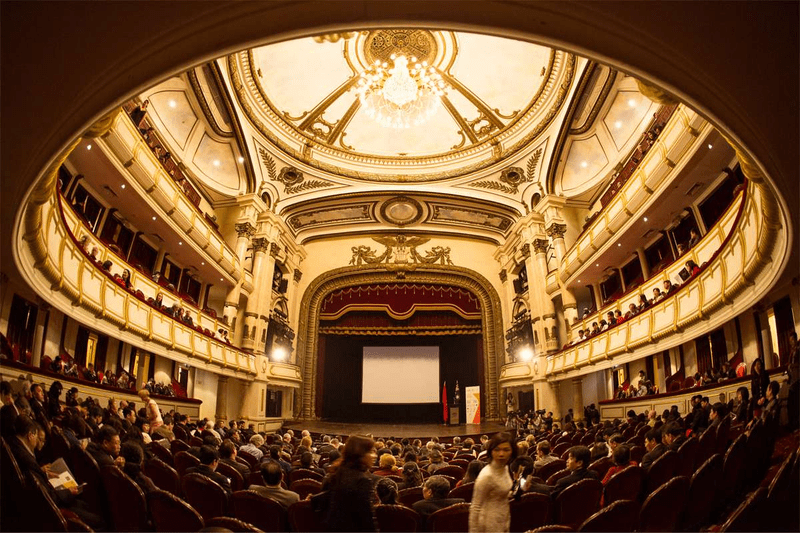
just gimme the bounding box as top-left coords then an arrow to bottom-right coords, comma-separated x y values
355,54 -> 448,129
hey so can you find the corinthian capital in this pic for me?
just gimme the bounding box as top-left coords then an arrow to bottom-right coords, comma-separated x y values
252,237 -> 270,253
533,239 -> 550,254
546,223 -> 567,240
235,222 -> 256,238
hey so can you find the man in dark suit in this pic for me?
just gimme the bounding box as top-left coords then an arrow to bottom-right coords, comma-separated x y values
663,422 -> 687,452
248,461 -> 300,508
186,445 -> 233,494
87,426 -> 124,468
640,428 -> 667,471
412,475 -> 465,530
219,439 -> 251,479
528,445 -> 598,499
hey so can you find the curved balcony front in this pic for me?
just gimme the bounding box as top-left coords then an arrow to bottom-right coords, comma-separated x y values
16,154 -> 257,379
545,176 -> 788,380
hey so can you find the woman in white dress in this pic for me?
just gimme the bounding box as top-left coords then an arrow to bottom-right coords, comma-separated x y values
469,432 -> 517,532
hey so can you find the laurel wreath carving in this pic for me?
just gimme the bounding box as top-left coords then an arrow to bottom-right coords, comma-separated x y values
467,148 -> 543,195
259,147 -> 333,194
258,147 -> 277,181
284,180 -> 335,194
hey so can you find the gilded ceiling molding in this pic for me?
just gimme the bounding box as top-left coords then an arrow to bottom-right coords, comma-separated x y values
349,235 -> 453,267
296,264 -> 505,420
288,204 -> 373,232
258,149 -> 334,195
467,148 -> 542,195
635,79 -> 679,106
569,66 -> 618,135
312,32 -> 355,44
227,50 -> 574,182
429,204 -> 513,233
187,67 -> 234,138
380,196 -> 423,226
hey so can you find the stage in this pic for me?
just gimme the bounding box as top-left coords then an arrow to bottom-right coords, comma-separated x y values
283,420 -> 507,440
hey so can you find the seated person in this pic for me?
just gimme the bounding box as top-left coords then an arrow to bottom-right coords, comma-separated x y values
624,303 -> 638,320
186,445 -> 233,495
120,441 -> 158,494
614,309 -> 625,323
652,287 -> 664,303
219,439 -> 251,479
589,322 -> 600,336
602,444 -> 636,485
637,293 -> 651,312
373,452 -> 399,476
375,477 -> 400,505
412,475 -> 465,529
82,363 -> 97,382
685,260 -> 701,278
662,421 -> 686,451
526,445 -> 598,499
640,428 -> 667,471
663,279 -> 678,295
606,311 -> 617,326
239,434 -> 265,461
532,440 -> 557,470
87,426 -> 125,468
295,450 -> 326,477
248,461 -> 299,508
760,381 -> 781,422
426,449 -> 448,474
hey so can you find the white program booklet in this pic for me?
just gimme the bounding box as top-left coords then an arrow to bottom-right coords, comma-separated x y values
48,457 -> 79,490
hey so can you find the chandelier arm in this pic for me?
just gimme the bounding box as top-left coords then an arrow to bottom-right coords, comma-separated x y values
439,72 -> 506,130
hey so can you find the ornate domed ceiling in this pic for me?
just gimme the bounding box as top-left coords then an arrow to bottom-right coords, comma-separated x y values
228,29 -> 574,181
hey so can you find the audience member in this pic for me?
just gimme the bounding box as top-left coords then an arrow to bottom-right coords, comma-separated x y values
414,475 -> 465,530
186,445 -> 233,494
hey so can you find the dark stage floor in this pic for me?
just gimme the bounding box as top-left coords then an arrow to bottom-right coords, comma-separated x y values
283,420 -> 507,440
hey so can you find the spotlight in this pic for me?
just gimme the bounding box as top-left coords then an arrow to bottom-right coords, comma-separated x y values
518,347 -> 534,362
272,347 -> 287,361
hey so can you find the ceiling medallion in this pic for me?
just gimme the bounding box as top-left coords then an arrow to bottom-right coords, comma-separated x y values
365,30 -> 438,66
380,196 -> 423,226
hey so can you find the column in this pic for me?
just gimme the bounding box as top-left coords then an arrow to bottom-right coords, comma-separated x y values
562,288 -> 579,333
153,249 -> 167,277
223,223 -> 256,330
31,302 -> 50,367
551,381 -> 561,420
241,237 -> 270,351
531,239 -> 558,353
547,223 -> 568,263
215,376 -> 229,422
591,283 -> 603,312
572,377 -> 584,423
636,247 -> 651,280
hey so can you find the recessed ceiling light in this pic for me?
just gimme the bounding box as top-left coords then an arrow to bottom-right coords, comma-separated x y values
628,99 -> 637,107
201,262 -> 205,266
618,243 -> 622,247
213,160 -> 220,167
614,121 -> 622,129
596,263 -> 600,267
220,278 -> 224,281
120,184 -> 126,189
168,100 -> 177,108
86,144 -> 92,150
643,217 -> 648,222
581,161 -> 588,168
152,216 -> 157,221
708,144 -> 713,149
577,280 -> 581,283
237,156 -> 245,163
178,241 -> 182,245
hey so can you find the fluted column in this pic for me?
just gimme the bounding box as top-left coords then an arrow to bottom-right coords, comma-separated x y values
532,239 -> 558,353
547,223 -> 568,263
636,247 -> 651,280
572,377 -> 584,423
223,223 -> 256,332
562,288 -> 579,333
215,376 -> 229,422
241,237 -> 271,351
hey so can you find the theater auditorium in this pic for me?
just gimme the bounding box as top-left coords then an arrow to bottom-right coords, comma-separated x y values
1,2 -> 797,531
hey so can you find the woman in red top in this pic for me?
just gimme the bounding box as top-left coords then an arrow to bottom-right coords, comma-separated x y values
600,444 -> 638,506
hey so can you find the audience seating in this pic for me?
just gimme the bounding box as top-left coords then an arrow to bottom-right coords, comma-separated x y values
174,450 -> 200,478
182,472 -> 229,521
546,468 -> 571,486
449,458 -> 470,469
147,441 -> 173,466
720,434 -> 746,505
289,468 -> 324,483
375,503 -> 421,532
289,478 -> 323,499
144,457 -> 181,495
217,461 -> 245,491
69,445 -> 109,524
578,499 -> 639,532
535,458 -> 566,481
437,474 -> 458,489
681,453 -> 723,530
170,438 -> 190,455
715,414 -> 732,455
676,436 -> 699,477
27,474 -> 70,532
554,478 -> 603,529
718,487 -> 767,532
1,437 -> 26,530
427,501 -> 470,533
49,425 -> 72,461
238,449 -> 260,468
147,489 -> 204,532
436,465 -> 466,480
638,475 -> 689,532
552,441 -> 571,457
447,481 -> 475,502
629,445 -> 646,464
249,470 -> 266,487
587,456 -> 612,481
603,464 -> 643,505
643,449 -> 678,493
530,526 -> 574,532
101,464 -> 149,531
510,492 -> 551,532
231,490 -> 288,532
205,516 -> 264,532
287,499 -> 327,532
399,486 -> 425,507
190,436 -> 204,447
697,426 -> 717,466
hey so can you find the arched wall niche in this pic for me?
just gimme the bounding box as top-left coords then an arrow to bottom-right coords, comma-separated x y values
296,264 -> 505,421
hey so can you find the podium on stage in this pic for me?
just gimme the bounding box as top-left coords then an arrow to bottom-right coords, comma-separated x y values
448,407 -> 460,425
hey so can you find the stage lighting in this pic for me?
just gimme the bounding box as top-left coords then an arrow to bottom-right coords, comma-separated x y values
518,347 -> 534,361
272,346 -> 287,361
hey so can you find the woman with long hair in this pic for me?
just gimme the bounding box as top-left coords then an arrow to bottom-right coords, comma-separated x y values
456,460 -> 484,487
325,435 -> 377,532
469,432 -> 517,532
750,358 -> 770,419
733,386 -> 750,423
398,460 -> 423,490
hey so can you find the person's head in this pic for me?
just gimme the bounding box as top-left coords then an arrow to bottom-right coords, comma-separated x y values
611,444 -> 631,466
120,441 -> 144,470
341,435 -> 375,472
134,416 -> 150,434
379,453 -> 396,469
752,358 -> 764,374
15,416 -> 43,451
31,383 -> 45,402
606,311 -> 614,320
199,445 -> 220,468
249,434 -> 265,447
422,475 -> 451,500
686,260 -> 698,270
0,380 -> 12,405
122,269 -> 130,281
663,280 -> 672,290
639,294 -> 648,304
566,446 -> 591,471
375,477 -> 399,505
653,288 -> 662,297
536,440 -> 551,458
463,460 -> 484,484
97,426 -> 121,457
429,449 -> 443,464
298,451 -> 314,469
736,386 -> 749,403
137,389 -> 150,401
591,442 -> 608,461
767,381 -> 780,400
401,460 -> 422,484
629,303 -> 637,312
701,396 -> 710,407
260,461 -> 283,486
789,331 -> 798,348
220,440 -> 236,459
644,429 -> 660,452
614,309 -> 622,318
487,432 -> 518,467
511,455 -> 534,478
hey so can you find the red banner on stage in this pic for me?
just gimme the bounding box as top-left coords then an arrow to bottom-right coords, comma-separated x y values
442,381 -> 448,423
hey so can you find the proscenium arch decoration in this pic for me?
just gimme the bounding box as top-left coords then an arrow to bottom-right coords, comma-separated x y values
296,264 -> 505,421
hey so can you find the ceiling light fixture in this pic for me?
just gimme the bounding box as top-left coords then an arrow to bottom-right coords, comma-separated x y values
356,54 -> 449,129
643,217 -> 648,222
628,98 -> 637,107
238,156 -> 245,163
178,241 -> 182,245
152,216 -> 157,221
120,184 -> 125,189
581,161 -> 588,168
614,121 -> 622,129
213,160 -> 220,167
86,144 -> 92,150
168,100 -> 177,108
708,144 -> 713,149
201,261 -> 205,266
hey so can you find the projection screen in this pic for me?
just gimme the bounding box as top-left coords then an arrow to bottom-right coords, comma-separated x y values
362,346 -> 440,403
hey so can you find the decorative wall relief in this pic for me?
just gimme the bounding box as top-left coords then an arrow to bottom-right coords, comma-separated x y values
349,235 -> 454,266
467,148 -> 542,194
258,147 -> 334,194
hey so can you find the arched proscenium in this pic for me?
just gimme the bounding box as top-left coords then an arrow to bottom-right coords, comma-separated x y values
296,264 -> 505,420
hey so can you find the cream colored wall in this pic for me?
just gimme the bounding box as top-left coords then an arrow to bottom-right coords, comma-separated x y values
192,367 -> 220,420
153,355 -> 173,385
580,371 -> 605,408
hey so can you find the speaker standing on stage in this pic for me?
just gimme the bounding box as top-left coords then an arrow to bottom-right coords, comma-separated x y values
469,432 -> 518,532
